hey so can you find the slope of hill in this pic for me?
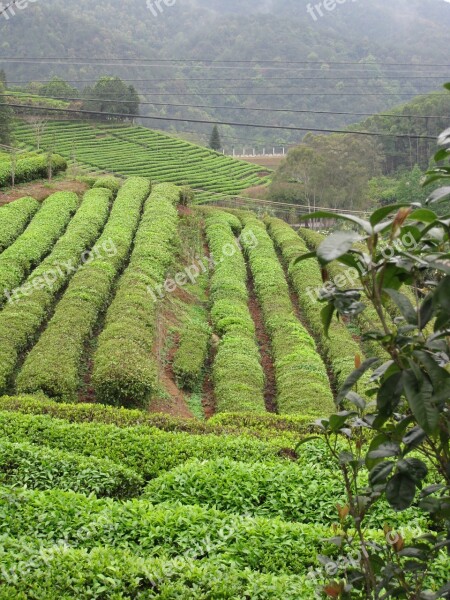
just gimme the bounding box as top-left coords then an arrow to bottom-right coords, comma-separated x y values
2,0 -> 450,146
0,176 -> 448,597
13,121 -> 270,196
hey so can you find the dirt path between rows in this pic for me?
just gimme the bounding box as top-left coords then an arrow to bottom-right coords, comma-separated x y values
0,180 -> 89,206
246,265 -> 278,413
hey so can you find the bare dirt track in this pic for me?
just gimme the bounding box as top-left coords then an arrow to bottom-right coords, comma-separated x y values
0,180 -> 89,206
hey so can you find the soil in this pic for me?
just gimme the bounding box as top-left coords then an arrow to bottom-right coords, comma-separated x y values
200,237 -> 216,419
246,267 -> 277,413
201,354 -> 216,420
0,180 -> 89,206
148,288 -> 194,419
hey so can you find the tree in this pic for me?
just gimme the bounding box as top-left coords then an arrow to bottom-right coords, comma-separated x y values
0,82 -> 13,145
0,69 -> 7,86
39,77 -> 77,100
209,125 -> 221,151
298,119 -> 450,598
82,77 -> 140,121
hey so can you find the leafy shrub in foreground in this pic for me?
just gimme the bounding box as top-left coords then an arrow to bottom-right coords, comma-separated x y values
92,183 -> 180,407
0,191 -> 79,306
15,178 -> 151,402
0,411 -> 286,479
0,440 -> 142,498
0,196 -> 39,253
0,538 -> 317,599
145,457 -> 427,529
0,485 -> 332,575
0,188 -> 112,395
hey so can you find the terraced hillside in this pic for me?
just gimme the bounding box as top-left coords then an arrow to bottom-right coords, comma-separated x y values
0,179 -> 449,598
0,177 -> 338,417
13,121 -> 270,196
0,175 -> 430,422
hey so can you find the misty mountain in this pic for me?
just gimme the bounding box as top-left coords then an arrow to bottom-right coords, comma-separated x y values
1,0 -> 449,146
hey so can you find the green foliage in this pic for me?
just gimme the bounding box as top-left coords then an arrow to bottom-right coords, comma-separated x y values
209,124 -> 222,151
0,191 -> 79,307
0,196 -> 39,252
0,440 -> 142,499
82,76 -> 140,120
0,411 -> 290,480
0,484 -> 332,575
13,121 -> 268,195
0,188 -> 112,395
145,457 -> 425,529
0,540 -> 317,599
38,76 -> 77,100
0,153 -> 67,188
0,82 -> 12,145
92,175 -> 121,194
266,216 -> 365,391
173,316 -> 211,391
205,210 -> 266,413
239,213 -> 334,415
92,183 -> 180,407
15,178 -> 150,402
0,395 -> 314,439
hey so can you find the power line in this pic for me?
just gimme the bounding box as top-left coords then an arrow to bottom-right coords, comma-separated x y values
6,103 -> 440,140
5,94 -> 449,120
4,74 -> 450,81
3,57 -> 450,67
4,73 -> 449,83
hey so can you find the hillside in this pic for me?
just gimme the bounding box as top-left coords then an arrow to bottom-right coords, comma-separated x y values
12,120 -> 270,199
0,173 -> 449,597
2,0 -> 450,146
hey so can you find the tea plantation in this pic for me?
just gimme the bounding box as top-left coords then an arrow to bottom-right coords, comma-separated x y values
0,177 -> 448,598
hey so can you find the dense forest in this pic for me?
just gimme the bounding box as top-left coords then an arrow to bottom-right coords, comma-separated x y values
1,0 -> 450,147
268,90 -> 450,211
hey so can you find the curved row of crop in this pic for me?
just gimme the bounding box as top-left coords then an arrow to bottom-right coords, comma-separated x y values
298,228 -> 389,360
0,188 -> 112,395
239,213 -> 334,416
14,121 -> 267,195
92,183 -> 180,408
204,211 -> 266,413
173,315 -> 211,392
0,196 -> 40,253
15,177 -> 151,402
0,191 -> 79,307
0,153 -> 67,188
0,440 -> 142,499
265,217 -> 364,391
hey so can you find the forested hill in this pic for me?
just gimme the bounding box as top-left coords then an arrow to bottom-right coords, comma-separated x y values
1,0 -> 450,145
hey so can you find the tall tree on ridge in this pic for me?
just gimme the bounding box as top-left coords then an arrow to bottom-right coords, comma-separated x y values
209,125 -> 222,151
